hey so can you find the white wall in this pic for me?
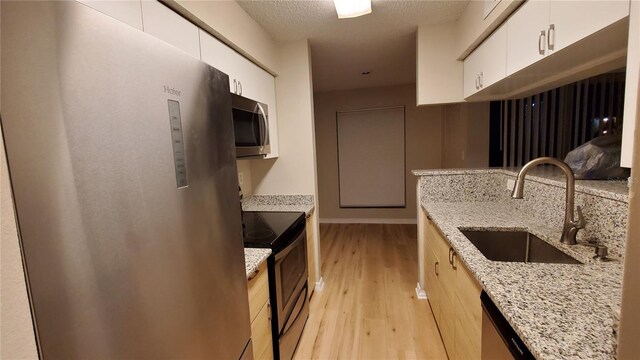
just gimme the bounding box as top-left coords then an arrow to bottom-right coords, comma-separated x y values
251,40 -> 318,196
237,160 -> 253,196
441,102 -> 490,168
416,23 -> 464,105
172,0 -> 279,74
314,84 -> 444,222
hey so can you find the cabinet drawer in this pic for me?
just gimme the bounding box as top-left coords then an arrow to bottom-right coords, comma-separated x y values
251,301 -> 274,360
247,262 -> 269,323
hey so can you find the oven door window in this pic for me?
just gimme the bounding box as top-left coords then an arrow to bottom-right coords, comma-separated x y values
233,108 -> 262,146
279,241 -> 307,308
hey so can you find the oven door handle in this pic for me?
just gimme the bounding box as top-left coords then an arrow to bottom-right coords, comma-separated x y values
280,285 -> 308,336
275,229 -> 306,261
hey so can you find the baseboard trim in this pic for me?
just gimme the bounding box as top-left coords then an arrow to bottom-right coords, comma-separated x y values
319,218 -> 417,224
415,282 -> 427,300
315,277 -> 325,292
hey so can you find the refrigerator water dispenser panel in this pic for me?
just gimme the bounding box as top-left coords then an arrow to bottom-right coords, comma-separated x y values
168,99 -> 188,188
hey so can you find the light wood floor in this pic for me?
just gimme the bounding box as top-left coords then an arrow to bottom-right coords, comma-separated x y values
293,224 -> 448,360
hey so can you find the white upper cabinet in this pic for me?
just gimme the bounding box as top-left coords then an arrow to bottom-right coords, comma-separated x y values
480,24 -> 507,89
199,30 -> 279,158
463,46 -> 483,98
549,1 -> 630,54
464,24 -> 507,98
199,30 -> 243,92
140,1 -> 200,59
507,0 -> 630,76
77,0 -> 143,30
506,1 -> 550,76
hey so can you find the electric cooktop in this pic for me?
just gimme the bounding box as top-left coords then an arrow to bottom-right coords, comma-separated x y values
242,211 -> 305,252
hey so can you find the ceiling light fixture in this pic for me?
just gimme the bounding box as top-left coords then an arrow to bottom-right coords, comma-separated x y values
333,0 -> 371,19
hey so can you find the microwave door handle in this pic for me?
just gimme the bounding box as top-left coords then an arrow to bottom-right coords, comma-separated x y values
256,103 -> 268,147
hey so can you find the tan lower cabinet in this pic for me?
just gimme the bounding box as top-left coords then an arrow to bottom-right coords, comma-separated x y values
424,245 -> 442,325
306,214 -> 317,299
422,209 -> 482,360
247,262 -> 274,360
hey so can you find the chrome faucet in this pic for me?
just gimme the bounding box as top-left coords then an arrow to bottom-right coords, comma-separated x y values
511,157 -> 586,245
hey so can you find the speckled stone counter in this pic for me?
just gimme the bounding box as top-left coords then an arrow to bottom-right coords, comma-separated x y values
244,248 -> 271,279
414,169 -> 628,360
412,167 -> 629,203
241,195 -> 315,217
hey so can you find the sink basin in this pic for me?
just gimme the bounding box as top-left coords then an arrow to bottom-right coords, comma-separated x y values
460,229 -> 581,264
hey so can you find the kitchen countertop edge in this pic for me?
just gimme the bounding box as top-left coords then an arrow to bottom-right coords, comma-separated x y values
244,248 -> 271,279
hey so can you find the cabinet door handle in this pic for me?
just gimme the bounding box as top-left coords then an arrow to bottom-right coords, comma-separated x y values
451,252 -> 457,270
448,247 -> 453,265
426,215 -> 432,221
479,72 -> 483,88
475,75 -> 479,90
434,261 -> 439,276
547,24 -> 555,51
233,79 -> 237,94
538,30 -> 546,55
238,81 -> 243,96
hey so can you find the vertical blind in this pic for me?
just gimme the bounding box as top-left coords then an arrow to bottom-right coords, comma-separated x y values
499,72 -> 626,167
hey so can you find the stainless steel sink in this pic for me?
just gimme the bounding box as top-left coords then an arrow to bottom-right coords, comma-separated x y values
460,229 -> 581,264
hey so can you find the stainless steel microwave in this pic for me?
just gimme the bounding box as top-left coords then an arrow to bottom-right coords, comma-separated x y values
231,93 -> 270,158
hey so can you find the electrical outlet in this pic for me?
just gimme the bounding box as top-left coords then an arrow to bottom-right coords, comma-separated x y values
507,178 -> 515,190
238,172 -> 244,186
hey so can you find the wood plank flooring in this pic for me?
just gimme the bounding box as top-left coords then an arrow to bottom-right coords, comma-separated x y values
294,224 -> 448,360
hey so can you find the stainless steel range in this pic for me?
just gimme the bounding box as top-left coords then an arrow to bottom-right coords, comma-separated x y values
242,212 -> 309,360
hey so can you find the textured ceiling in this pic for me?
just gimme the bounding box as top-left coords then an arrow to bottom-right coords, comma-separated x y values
237,0 -> 470,92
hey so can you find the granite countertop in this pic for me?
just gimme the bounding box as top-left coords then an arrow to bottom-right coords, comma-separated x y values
244,248 -> 271,279
422,200 -> 623,360
412,168 -> 629,203
241,195 -> 315,217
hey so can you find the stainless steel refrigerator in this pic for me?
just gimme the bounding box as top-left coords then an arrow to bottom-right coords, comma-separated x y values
1,1 -> 252,358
